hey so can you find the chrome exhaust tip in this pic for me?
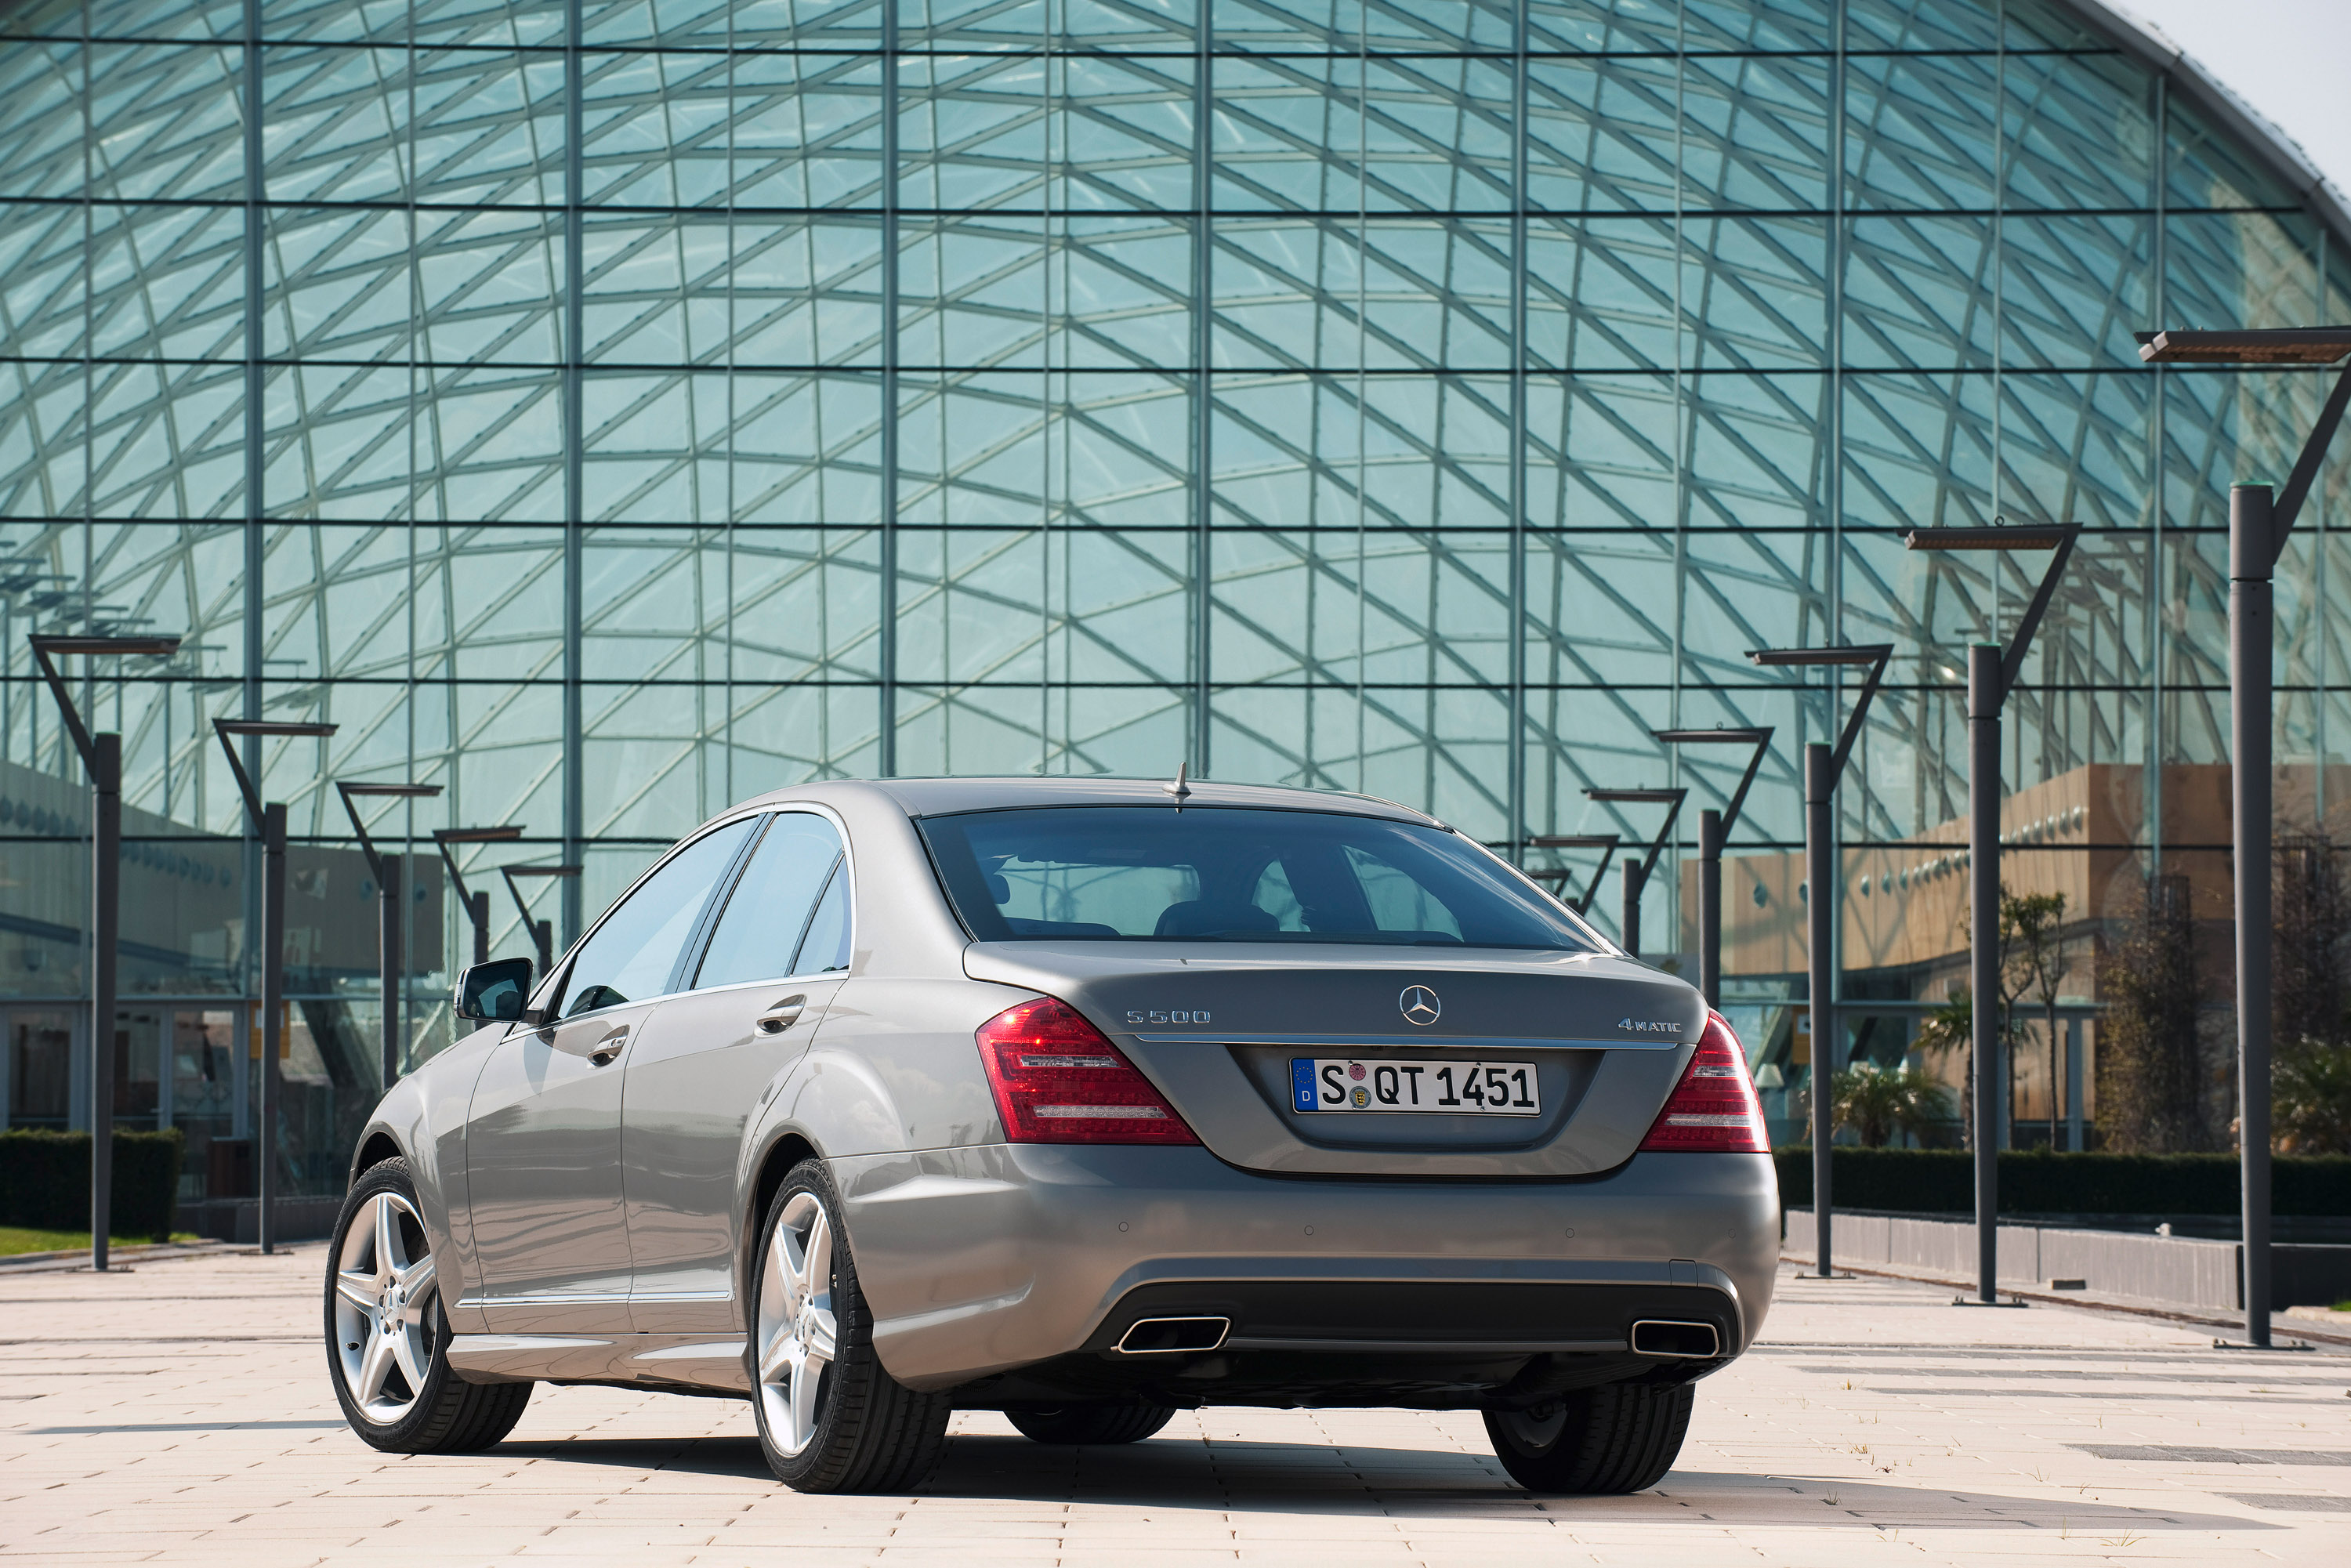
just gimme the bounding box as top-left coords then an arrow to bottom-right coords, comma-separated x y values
1116,1316 -> 1231,1355
1628,1319 -> 1722,1358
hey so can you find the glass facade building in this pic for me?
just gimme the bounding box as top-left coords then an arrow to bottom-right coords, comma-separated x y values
1,0 -> 2347,1188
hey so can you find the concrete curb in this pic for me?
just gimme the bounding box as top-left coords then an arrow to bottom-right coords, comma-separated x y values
1780,1251 -> 2351,1350
0,1240 -> 246,1274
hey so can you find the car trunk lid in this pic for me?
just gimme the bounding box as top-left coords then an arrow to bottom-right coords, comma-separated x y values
962,942 -> 1701,1177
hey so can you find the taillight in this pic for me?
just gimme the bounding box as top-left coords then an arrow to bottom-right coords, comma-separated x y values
975,998 -> 1201,1146
1637,1010 -> 1768,1153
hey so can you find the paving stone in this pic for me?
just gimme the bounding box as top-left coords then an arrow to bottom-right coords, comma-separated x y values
5,1256 -> 2350,1563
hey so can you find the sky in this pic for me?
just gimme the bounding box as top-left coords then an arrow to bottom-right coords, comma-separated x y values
2117,0 -> 2351,203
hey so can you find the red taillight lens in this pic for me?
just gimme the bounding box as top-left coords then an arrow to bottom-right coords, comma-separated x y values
1638,1010 -> 1769,1153
975,998 -> 1201,1146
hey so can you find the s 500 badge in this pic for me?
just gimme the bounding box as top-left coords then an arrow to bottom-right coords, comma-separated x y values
1127,1009 -> 1212,1024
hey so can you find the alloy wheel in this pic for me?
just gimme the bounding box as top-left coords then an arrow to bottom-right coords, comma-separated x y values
331,1191 -> 440,1424
755,1190 -> 839,1456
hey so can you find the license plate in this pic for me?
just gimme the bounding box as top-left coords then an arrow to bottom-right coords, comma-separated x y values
1291,1058 -> 1541,1115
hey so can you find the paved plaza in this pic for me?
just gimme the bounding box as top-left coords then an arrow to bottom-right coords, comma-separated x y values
2,1250 -> 2347,1565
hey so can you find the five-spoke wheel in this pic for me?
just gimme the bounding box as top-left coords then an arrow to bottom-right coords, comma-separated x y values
754,1190 -> 839,1458
331,1189 -> 439,1422
748,1160 -> 949,1492
324,1157 -> 533,1453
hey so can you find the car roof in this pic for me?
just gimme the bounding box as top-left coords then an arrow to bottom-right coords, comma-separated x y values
739,775 -> 1446,827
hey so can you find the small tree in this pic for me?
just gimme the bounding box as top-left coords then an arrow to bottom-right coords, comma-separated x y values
1830,1060 -> 1957,1147
2000,888 -> 2070,1148
2274,836 -> 2351,1154
2099,874 -> 2208,1153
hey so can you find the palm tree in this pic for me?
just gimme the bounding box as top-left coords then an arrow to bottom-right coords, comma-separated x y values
1914,985 -> 1972,1144
1830,1060 -> 1957,1148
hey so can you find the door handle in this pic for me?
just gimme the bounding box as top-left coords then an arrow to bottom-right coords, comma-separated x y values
755,995 -> 809,1034
589,1029 -> 628,1066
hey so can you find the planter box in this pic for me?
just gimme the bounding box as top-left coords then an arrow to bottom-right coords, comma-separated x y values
0,1129 -> 184,1241
1784,1206 -> 2351,1310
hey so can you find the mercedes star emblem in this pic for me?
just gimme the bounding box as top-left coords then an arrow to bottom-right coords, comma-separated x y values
1399,985 -> 1442,1026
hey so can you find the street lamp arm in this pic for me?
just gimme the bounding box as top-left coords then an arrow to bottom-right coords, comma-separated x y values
2000,529 -> 2078,696
435,839 -> 474,908
1575,842 -> 1618,916
335,784 -> 386,883
27,642 -> 100,775
499,866 -> 537,932
1719,730 -> 1775,841
2269,358 -> 2351,561
1634,793 -> 1686,891
212,722 -> 266,833
1824,646 -> 1892,788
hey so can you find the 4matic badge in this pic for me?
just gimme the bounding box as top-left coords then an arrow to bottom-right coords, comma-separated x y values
1617,1017 -> 1681,1034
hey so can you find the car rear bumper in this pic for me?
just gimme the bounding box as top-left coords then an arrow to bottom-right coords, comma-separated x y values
831,1143 -> 1778,1398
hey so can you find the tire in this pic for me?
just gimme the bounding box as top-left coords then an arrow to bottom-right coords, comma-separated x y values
1482,1381 -> 1693,1494
1006,1405 -> 1176,1445
325,1157 -> 531,1454
749,1158 -> 951,1493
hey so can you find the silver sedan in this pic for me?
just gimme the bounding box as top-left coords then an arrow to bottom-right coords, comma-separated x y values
326,777 -> 1777,1494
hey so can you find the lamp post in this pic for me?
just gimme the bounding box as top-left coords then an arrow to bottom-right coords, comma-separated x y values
433,826 -> 525,972
215,718 -> 339,1256
1528,835 -> 1620,917
27,633 -> 183,1273
2137,326 -> 2351,1349
500,863 -> 582,975
337,780 -> 444,1092
1651,727 -> 1775,1008
1580,789 -> 1686,961
1744,644 -> 1890,1281
1903,524 -> 2077,1307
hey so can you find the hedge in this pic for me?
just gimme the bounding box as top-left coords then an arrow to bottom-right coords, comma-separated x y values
0,1129 -> 185,1240
1772,1146 -> 2351,1218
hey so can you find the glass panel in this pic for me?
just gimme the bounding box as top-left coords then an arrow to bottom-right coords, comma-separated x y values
562,816 -> 758,1013
114,1005 -> 165,1128
696,813 -> 844,986
921,804 -> 1603,947
169,1020 -> 237,1204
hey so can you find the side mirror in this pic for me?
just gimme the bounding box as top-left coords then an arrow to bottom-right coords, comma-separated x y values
457,957 -> 534,1022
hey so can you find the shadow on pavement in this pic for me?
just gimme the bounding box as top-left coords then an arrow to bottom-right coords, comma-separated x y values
495,1435 -> 770,1479
489,1434 -> 2280,1530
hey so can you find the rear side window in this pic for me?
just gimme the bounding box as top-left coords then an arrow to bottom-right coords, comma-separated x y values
694,813 -> 846,988
793,862 -> 852,975
562,818 -> 759,1016
919,806 -> 1599,951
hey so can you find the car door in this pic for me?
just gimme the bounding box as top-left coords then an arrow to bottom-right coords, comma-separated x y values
623,811 -> 853,1333
460,817 -> 759,1334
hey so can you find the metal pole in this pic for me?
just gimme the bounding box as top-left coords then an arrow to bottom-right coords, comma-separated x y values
260,801 -> 284,1257
90,733 -> 120,1271
379,853 -> 401,1090
1969,642 -> 2003,1304
471,889 -> 491,967
534,918 -> 553,977
1806,743 -> 1834,1278
1620,860 -> 1641,960
2231,482 -> 2274,1348
1697,807 -> 1723,1008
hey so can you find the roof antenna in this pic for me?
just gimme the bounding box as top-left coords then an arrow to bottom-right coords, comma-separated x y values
1161,760 -> 1193,809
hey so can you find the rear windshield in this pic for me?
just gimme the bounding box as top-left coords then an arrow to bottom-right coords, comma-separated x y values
919,805 -> 1604,951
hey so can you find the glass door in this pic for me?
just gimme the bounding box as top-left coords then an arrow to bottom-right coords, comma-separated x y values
5,1011 -> 77,1129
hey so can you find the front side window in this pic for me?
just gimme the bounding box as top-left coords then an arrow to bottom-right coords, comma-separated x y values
919,806 -> 1601,951
561,817 -> 759,1016
694,813 -> 848,988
